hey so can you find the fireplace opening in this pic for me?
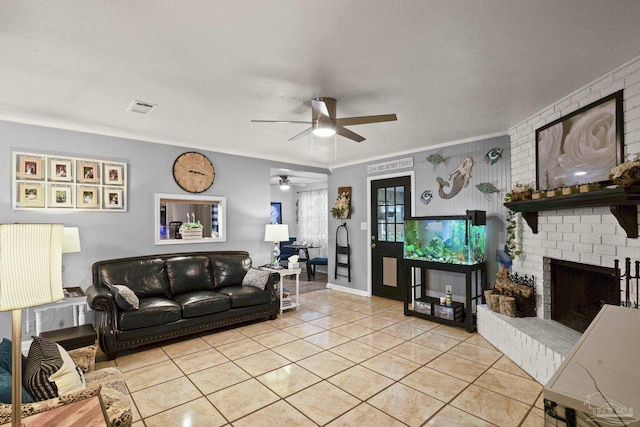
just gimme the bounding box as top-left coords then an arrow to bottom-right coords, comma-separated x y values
550,259 -> 620,333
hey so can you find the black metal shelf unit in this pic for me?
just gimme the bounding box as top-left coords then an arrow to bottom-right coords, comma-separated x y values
403,260 -> 486,332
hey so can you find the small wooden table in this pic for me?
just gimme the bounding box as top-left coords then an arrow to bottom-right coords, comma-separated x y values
1,395 -> 108,427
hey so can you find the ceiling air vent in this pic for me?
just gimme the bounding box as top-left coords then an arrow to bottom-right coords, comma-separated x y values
127,100 -> 157,114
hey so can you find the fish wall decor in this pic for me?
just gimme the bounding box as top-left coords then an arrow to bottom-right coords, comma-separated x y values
420,190 -> 433,205
426,150 -> 449,169
484,147 -> 503,165
475,182 -> 502,200
436,157 -> 474,199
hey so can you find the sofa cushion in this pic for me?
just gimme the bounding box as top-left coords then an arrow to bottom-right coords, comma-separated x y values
216,285 -> 271,308
0,367 -> 34,404
242,268 -> 270,290
104,283 -> 139,310
166,256 -> 214,295
24,337 -> 63,400
98,258 -> 170,298
174,291 -> 230,318
118,298 -> 182,331
47,344 -> 86,396
211,254 -> 252,289
0,339 -> 33,403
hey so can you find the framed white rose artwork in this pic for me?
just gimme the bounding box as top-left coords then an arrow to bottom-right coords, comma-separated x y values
535,90 -> 624,191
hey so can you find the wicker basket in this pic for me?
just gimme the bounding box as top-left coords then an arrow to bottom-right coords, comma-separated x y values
510,189 -> 532,201
610,166 -> 640,187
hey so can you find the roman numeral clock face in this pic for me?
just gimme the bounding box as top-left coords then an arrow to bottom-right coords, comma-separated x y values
172,152 -> 215,193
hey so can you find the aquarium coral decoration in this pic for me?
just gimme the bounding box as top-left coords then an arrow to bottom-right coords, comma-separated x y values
331,189 -> 351,219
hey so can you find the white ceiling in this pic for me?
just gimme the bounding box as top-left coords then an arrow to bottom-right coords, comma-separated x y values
1,1 -> 640,169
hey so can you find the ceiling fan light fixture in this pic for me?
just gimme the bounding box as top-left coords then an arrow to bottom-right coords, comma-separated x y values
312,122 -> 336,138
279,175 -> 291,190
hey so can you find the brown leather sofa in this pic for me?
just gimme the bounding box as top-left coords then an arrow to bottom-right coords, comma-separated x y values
86,251 -> 279,359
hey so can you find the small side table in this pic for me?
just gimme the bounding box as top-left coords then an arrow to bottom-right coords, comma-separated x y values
261,267 -> 301,313
33,296 -> 89,336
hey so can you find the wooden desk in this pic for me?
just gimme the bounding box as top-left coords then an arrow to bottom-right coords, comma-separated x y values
1,395 -> 108,427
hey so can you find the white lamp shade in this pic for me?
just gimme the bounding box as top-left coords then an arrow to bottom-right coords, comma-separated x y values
0,223 -> 65,311
264,224 -> 289,242
62,227 -> 81,253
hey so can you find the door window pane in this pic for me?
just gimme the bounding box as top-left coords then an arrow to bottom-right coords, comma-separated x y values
387,224 -> 396,242
378,223 -> 386,241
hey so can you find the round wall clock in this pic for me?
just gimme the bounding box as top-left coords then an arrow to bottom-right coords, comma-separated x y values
172,151 -> 215,193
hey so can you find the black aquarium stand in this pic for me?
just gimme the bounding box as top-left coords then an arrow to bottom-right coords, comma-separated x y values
403,259 -> 486,332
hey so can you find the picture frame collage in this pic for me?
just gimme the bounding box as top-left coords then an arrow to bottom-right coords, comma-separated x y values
13,151 -> 127,211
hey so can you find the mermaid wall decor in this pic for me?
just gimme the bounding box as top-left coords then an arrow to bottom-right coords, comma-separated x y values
436,157 -> 474,199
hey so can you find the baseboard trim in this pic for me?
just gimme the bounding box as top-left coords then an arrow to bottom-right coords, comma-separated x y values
326,282 -> 370,297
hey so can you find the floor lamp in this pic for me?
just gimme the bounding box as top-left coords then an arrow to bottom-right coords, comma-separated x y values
0,224 -> 65,427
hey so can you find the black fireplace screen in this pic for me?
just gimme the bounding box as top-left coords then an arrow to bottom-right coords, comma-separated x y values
550,259 -> 620,333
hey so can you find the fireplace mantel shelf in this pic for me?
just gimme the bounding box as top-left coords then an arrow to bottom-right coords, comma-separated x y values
504,185 -> 640,238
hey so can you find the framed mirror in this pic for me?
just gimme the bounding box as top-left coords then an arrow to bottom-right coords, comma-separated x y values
155,193 -> 226,245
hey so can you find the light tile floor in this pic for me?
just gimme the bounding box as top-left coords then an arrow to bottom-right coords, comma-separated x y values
97,289 -> 546,426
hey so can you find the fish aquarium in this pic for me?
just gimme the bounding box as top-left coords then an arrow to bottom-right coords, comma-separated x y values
404,210 -> 486,265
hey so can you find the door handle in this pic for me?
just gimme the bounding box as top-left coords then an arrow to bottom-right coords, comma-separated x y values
371,243 -> 376,248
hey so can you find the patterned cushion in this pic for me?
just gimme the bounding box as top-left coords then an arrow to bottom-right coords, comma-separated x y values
48,343 -> 86,396
242,268 -> 270,290
104,283 -> 140,310
24,337 -> 63,401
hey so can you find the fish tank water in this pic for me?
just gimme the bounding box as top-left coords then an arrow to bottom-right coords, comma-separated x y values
404,210 -> 486,265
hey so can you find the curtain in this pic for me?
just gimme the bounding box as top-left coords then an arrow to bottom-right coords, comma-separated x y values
298,189 -> 328,259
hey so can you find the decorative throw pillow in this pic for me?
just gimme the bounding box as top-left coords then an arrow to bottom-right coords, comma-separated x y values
242,268 -> 270,290
0,367 -> 34,404
24,337 -> 64,401
48,343 -> 86,396
0,339 -> 34,404
104,283 -> 140,310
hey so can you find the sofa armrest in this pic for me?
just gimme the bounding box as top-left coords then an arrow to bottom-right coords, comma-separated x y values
86,285 -> 120,356
265,272 -> 280,303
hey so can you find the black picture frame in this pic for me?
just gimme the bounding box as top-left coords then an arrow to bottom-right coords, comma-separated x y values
270,202 -> 282,224
535,90 -> 624,191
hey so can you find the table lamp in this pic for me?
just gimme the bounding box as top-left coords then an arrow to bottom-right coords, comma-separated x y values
0,223 -> 65,427
264,224 -> 289,267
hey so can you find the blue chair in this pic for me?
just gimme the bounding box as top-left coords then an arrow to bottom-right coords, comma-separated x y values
309,257 -> 328,278
279,237 -> 297,263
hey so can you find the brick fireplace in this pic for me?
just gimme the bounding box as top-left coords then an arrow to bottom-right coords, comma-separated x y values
478,55 -> 640,384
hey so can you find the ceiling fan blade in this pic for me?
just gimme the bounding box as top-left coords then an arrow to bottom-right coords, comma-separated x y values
251,120 -> 312,124
336,126 -> 365,143
289,127 -> 313,141
311,98 -> 331,118
335,114 -> 397,127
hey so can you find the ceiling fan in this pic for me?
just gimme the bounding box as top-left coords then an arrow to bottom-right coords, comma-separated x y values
252,97 -> 397,143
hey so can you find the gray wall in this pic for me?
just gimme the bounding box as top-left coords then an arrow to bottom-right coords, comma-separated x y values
0,120 -> 328,339
327,135 -> 511,296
